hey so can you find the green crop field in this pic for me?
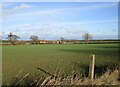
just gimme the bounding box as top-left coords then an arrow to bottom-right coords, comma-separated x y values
2,44 -> 119,84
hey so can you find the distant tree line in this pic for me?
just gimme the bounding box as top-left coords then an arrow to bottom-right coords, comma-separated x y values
6,32 -> 93,45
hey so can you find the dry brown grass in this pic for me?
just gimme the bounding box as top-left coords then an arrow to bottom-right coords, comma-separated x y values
39,69 -> 120,86
13,70 -> 120,86
5,65 -> 120,86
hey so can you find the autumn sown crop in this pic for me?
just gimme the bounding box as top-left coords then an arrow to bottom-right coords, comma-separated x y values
2,44 -> 119,85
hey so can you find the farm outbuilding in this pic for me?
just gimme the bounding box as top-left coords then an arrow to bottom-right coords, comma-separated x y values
37,40 -> 48,44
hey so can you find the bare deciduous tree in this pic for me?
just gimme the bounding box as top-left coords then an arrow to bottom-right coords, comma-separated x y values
82,32 -> 92,44
6,33 -> 20,45
30,35 -> 39,44
61,37 -> 65,41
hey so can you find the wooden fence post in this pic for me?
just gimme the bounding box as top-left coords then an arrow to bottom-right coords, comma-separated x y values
89,54 -> 95,81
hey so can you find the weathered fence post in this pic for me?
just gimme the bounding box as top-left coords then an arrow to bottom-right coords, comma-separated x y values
89,54 -> 95,81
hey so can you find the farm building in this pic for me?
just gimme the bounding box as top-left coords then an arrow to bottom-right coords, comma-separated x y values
37,40 -> 48,44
